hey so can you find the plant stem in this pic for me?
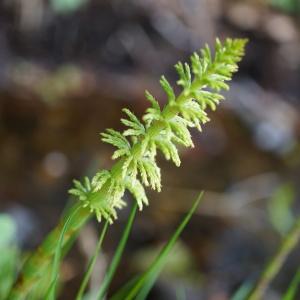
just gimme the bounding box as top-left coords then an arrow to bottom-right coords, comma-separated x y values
248,217 -> 300,300
96,202 -> 138,300
7,203 -> 90,300
47,205 -> 82,300
76,220 -> 109,300
282,266 -> 300,300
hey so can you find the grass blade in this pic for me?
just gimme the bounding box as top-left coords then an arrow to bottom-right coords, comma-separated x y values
96,202 -> 138,300
76,220 -> 109,300
282,267 -> 300,300
110,276 -> 141,300
124,191 -> 204,300
46,205 -> 81,300
231,281 -> 253,300
248,216 -> 300,300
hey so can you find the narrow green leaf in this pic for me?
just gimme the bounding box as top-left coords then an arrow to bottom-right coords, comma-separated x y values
110,276 -> 141,300
76,220 -> 109,300
231,280 -> 253,300
282,267 -> 300,300
46,205 -> 81,300
96,202 -> 138,300
124,192 -> 204,300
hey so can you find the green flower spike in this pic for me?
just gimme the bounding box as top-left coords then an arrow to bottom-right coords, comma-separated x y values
69,38 -> 247,222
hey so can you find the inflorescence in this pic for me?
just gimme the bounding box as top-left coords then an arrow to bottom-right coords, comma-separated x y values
69,38 -> 247,223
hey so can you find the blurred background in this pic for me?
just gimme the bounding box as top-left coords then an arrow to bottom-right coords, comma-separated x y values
0,0 -> 300,299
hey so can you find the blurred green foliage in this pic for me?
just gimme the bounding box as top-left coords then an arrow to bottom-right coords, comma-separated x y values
268,183 -> 295,236
283,267 -> 300,300
133,241 -> 195,278
231,280 -> 253,300
51,0 -> 88,14
270,0 -> 300,13
0,214 -> 18,299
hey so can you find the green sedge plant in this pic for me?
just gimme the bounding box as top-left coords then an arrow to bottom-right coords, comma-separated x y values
7,38 -> 247,300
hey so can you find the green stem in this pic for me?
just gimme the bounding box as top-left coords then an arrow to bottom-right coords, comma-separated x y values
76,220 -> 109,300
248,217 -> 300,300
96,202 -> 138,300
282,267 -> 300,300
7,203 -> 90,300
47,205 -> 82,300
